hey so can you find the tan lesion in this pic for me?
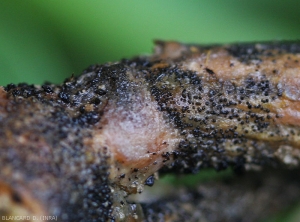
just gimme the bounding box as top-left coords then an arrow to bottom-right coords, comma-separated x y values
0,87 -> 8,117
0,181 -> 46,222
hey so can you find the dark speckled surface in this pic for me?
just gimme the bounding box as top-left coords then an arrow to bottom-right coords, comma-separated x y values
2,41 -> 300,221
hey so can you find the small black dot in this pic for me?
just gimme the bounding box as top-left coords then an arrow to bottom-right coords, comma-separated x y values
145,175 -> 155,187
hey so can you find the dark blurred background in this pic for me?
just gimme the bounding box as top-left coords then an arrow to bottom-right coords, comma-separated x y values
1,1 -> 300,221
1,0 -> 300,86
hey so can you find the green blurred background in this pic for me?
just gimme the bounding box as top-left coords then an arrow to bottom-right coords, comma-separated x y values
1,1 -> 300,221
1,0 -> 300,86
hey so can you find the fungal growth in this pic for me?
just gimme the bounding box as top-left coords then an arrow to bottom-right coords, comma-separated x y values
1,41 -> 300,221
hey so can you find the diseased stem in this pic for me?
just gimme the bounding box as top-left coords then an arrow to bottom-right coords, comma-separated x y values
1,41 -> 300,221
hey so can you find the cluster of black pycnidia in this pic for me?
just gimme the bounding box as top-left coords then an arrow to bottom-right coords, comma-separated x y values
5,64 -> 133,126
6,82 -> 45,99
144,67 -> 228,172
4,65 -> 131,221
227,41 -> 300,64
77,160 -> 112,222
143,64 -> 284,173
